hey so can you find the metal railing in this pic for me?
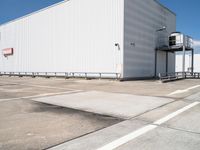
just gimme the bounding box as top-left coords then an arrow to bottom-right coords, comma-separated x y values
0,71 -> 122,80
159,72 -> 200,82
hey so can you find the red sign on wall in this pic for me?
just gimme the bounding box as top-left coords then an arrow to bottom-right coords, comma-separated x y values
2,48 -> 13,56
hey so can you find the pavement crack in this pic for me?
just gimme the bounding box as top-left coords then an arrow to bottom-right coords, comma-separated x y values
127,100 -> 178,121
156,125 -> 200,135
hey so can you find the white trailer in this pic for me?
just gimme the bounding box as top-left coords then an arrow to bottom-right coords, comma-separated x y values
0,0 -> 176,80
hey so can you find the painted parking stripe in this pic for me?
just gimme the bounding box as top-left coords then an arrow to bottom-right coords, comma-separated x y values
168,85 -> 200,96
0,90 -> 82,102
97,102 -> 200,150
96,125 -> 157,150
20,83 -> 78,91
154,101 -> 200,125
0,80 -> 78,91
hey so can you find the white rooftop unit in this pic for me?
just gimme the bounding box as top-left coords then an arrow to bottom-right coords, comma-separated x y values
169,32 -> 193,49
0,0 -> 176,80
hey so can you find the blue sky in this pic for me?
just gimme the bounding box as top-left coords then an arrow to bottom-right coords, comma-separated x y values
159,0 -> 200,49
0,0 -> 200,49
160,0 -> 200,39
0,0 -> 63,24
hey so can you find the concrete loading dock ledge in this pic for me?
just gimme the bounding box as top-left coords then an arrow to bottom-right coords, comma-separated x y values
0,0 -> 176,80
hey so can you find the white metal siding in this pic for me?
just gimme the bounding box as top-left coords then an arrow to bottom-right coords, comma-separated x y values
0,0 -> 124,77
176,54 -> 200,72
123,0 -> 176,78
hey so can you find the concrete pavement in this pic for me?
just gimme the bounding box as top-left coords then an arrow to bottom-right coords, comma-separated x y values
33,91 -> 174,119
50,101 -> 200,150
0,77 -> 200,150
0,100 -> 121,150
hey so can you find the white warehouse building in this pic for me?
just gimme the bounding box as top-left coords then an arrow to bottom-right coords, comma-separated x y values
0,0 -> 176,80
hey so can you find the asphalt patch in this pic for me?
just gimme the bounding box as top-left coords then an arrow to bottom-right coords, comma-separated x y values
0,100 -> 122,150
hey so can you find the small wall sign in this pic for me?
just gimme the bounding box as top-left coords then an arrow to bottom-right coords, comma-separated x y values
2,48 -> 13,56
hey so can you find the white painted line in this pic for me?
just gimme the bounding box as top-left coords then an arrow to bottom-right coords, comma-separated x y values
154,101 -> 200,125
24,83 -> 77,91
0,87 -> 33,92
168,85 -> 200,96
0,81 -> 78,91
96,125 -> 157,150
96,101 -> 200,150
0,90 -> 82,102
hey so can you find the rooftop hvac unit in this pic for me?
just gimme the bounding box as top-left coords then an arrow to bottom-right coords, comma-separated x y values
169,32 -> 193,49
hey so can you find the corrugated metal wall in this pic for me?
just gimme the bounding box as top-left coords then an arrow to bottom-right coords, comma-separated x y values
123,0 -> 176,78
0,0 -> 176,79
0,0 -> 124,77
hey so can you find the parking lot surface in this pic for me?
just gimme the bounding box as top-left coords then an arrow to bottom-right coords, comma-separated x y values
0,99 -> 121,150
0,76 -> 200,150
